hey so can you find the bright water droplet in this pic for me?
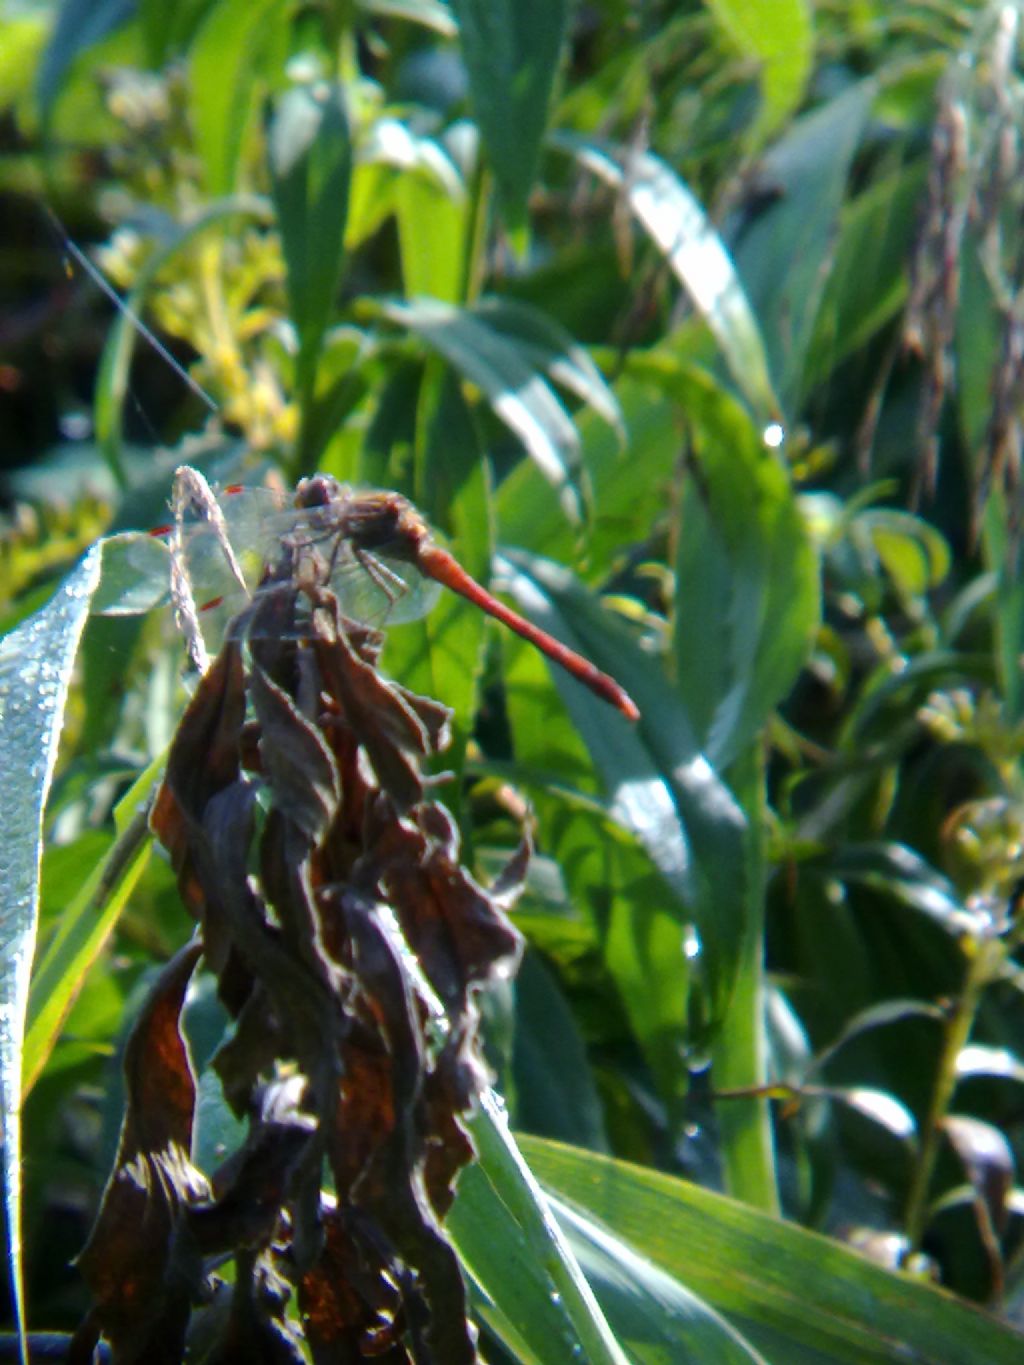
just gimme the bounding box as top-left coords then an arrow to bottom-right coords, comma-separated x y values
763,421 -> 785,449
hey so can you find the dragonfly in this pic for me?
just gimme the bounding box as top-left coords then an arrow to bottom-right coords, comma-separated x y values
130,466 -> 640,721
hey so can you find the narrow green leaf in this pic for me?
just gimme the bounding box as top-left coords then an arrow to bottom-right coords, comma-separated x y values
449,0 -> 568,228
381,298 -> 587,524
703,0 -> 814,145
36,0 -> 134,122
521,1136 -> 1024,1365
268,82 -> 352,407
0,545 -> 103,1354
810,997 -> 945,1077
670,386 -> 820,767
554,135 -> 778,422
805,162 -> 927,390
23,765 -> 159,1093
189,0 -> 284,196
449,1092 -> 631,1365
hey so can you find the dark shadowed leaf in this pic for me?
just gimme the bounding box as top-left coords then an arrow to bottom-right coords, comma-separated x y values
268,82 -> 351,413
733,79 -> 876,410
450,0 -> 568,229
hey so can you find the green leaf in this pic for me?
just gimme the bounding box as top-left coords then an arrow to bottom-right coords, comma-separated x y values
498,551 -> 750,1030
703,0 -> 814,146
553,1195 -> 768,1363
381,297 -> 587,524
472,297 -> 625,442
450,0 -> 569,229
733,79 -> 876,411
450,1093 -> 630,1365
23,764 -> 159,1093
670,388 -> 820,767
805,161 -> 927,390
521,1136 -> 1024,1364
512,951 -> 609,1151
189,0 -> 285,196
36,0 -> 135,122
0,545 -> 103,1353
858,508 -> 951,598
359,0 -> 457,37
268,81 -> 352,413
380,369 -> 490,732
0,15 -> 48,111
494,365 -> 705,570
555,135 -> 778,422
396,170 -> 467,303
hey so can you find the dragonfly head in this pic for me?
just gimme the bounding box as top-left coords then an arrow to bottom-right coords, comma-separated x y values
294,473 -> 345,509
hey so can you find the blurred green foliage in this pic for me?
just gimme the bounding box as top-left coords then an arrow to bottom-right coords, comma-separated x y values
3,0 -> 1024,1359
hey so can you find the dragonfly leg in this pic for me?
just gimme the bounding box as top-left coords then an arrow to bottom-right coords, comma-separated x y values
351,545 -> 408,617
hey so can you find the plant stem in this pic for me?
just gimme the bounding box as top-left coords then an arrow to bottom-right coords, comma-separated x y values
903,935 -> 1002,1254
712,743 -> 780,1215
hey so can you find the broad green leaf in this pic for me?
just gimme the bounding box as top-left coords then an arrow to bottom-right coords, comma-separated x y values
396,171 -> 466,302
555,135 -> 778,422
450,0 -> 569,229
268,82 -> 352,418
0,545 -> 102,1353
189,0 -> 284,196
552,1194 -> 768,1363
498,550 -> 750,1031
830,842 -> 981,937
522,1136 -> 1024,1365
668,381 -> 819,767
703,0 -> 814,146
380,297 -> 587,524
356,118 -> 467,301
450,1092 -> 630,1365
505,769 -> 692,1115
139,0 -> 218,64
495,365 -> 709,571
956,1045 -> 1024,1086
733,79 -> 876,411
